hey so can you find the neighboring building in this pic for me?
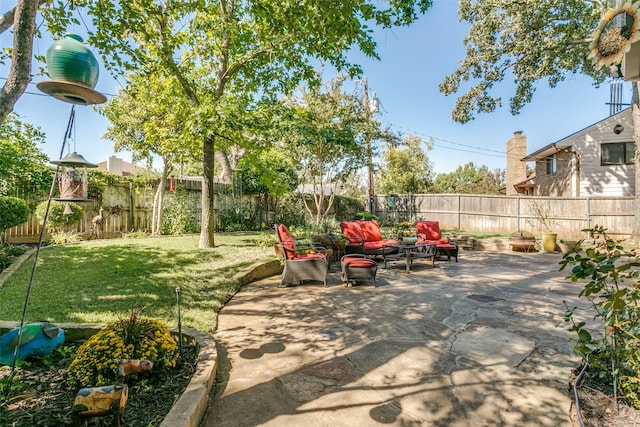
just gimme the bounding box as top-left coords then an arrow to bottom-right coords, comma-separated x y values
506,108 -> 635,197
96,155 -> 149,176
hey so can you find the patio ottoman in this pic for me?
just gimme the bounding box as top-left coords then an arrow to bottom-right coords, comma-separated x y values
341,254 -> 377,287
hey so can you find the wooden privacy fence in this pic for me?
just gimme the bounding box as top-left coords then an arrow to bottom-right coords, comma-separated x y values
374,194 -> 635,239
7,190 -> 636,241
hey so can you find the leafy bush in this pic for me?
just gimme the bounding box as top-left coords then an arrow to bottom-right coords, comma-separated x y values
560,226 -> 640,408
162,190 -> 199,235
354,212 -> 378,221
0,244 -> 29,271
273,193 -> 306,227
0,196 -> 30,243
66,311 -> 179,388
35,201 -> 82,232
218,200 -> 261,231
48,231 -> 81,245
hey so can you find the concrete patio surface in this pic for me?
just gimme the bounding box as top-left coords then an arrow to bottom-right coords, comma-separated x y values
200,250 -> 590,427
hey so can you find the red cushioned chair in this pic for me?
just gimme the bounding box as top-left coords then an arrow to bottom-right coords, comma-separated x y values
341,254 -> 378,287
276,224 -> 329,287
340,220 -> 398,258
415,221 -> 458,262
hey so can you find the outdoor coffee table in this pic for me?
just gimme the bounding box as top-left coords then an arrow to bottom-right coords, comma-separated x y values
382,242 -> 436,272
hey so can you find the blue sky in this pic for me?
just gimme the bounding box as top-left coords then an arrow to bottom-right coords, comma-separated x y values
3,1 -> 622,175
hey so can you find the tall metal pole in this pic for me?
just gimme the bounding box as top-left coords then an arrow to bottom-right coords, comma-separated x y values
363,77 -> 375,214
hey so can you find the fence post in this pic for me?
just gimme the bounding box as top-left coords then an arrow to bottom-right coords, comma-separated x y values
516,195 -> 521,233
457,194 -> 461,231
586,196 -> 591,237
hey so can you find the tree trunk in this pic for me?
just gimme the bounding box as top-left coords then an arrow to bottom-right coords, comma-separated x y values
632,82 -> 640,244
199,134 -> 216,248
0,0 -> 39,123
151,164 -> 170,236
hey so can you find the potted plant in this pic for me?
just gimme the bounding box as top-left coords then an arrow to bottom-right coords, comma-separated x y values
527,200 -> 559,252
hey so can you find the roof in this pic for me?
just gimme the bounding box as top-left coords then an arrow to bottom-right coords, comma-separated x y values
521,107 -> 632,162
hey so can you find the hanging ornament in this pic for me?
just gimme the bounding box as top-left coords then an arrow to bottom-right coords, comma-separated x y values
50,152 -> 98,201
63,202 -> 74,215
588,2 -> 640,69
36,34 -> 107,105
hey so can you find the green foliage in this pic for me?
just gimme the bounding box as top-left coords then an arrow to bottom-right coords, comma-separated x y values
48,231 -> 81,245
332,195 -> 365,221
0,244 -> 29,272
0,196 -> 30,233
439,1 -> 606,123
377,135 -> 434,194
66,311 -> 179,388
162,190 -> 199,235
274,193 -> 307,227
432,162 -> 504,194
35,201 -> 82,232
237,151 -> 299,197
282,75 -> 400,223
218,200 -> 261,232
354,212 -> 378,221
560,227 -> 640,408
0,113 -> 52,204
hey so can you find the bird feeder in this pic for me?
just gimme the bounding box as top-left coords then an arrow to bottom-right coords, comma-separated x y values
36,33 -> 106,105
50,152 -> 97,201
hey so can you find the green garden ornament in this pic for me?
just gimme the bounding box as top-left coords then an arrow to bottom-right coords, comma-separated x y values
36,33 -> 106,105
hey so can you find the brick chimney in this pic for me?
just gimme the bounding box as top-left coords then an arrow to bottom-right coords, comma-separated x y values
505,131 -> 527,195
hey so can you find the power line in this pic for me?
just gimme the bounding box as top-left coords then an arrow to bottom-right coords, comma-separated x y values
389,122 -> 506,158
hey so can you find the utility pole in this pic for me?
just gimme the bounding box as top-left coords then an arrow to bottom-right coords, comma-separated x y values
363,77 -> 375,214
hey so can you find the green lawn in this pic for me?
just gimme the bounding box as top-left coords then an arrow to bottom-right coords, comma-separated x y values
0,233 -> 275,333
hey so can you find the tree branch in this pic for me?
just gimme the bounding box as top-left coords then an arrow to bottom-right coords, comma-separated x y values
0,0 -> 40,123
0,0 -> 46,35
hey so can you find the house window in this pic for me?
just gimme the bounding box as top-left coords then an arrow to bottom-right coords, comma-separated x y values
601,142 -> 635,165
546,154 -> 556,175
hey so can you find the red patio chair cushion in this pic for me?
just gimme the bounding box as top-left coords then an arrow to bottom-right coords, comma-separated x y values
415,221 -> 444,241
342,256 -> 376,268
277,224 -> 297,260
358,220 -> 383,242
341,221 -> 365,244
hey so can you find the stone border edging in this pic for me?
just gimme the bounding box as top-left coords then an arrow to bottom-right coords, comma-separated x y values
0,248 -> 37,289
0,257 -> 284,427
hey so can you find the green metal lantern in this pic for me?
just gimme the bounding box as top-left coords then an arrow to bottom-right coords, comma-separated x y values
36,34 -> 106,105
50,152 -> 98,201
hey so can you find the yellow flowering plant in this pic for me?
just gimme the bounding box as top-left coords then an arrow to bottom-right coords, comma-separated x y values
66,310 -> 179,388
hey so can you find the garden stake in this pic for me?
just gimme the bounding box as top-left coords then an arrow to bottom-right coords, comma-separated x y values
176,287 -> 183,354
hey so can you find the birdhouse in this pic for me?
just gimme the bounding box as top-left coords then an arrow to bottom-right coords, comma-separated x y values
50,152 -> 98,201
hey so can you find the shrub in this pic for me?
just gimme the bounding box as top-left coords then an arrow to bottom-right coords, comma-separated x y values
35,201 -> 82,232
66,311 -> 179,388
560,226 -> 640,408
218,200 -> 261,231
0,196 -> 30,244
48,231 -> 81,245
162,190 -> 199,235
0,244 -> 29,271
354,212 -> 378,221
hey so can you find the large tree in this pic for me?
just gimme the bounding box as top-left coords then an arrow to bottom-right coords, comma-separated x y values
432,162 -> 504,195
377,134 -> 434,194
101,72 -> 195,236
282,75 -> 396,224
41,0 -> 432,247
438,0 -> 640,240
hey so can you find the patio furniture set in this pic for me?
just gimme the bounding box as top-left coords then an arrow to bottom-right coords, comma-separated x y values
276,221 -> 458,288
